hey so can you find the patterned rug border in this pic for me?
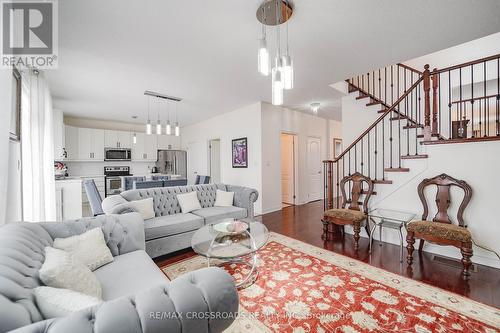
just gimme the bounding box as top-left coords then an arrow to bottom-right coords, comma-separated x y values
162,232 -> 500,329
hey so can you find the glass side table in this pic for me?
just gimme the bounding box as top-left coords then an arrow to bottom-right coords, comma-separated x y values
368,208 -> 416,262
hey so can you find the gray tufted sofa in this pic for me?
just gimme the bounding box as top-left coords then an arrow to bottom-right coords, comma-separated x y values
0,213 -> 239,333
104,184 -> 259,258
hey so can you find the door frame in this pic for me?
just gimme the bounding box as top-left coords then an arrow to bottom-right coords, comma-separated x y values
280,131 -> 298,206
207,138 -> 221,184
306,135 -> 322,202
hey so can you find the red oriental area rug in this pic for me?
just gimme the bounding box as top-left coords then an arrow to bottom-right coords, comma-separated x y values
162,233 -> 500,333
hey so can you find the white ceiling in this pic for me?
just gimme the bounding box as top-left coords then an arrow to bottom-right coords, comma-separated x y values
47,0 -> 500,125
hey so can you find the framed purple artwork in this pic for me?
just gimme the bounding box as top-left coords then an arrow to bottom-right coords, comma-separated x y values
232,137 -> 248,168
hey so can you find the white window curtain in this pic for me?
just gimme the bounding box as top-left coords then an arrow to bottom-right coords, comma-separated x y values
0,71 -> 13,224
21,69 -> 56,222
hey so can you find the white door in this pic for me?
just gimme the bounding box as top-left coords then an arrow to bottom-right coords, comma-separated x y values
281,134 -> 295,204
187,141 -> 204,184
307,137 -> 322,201
209,139 -> 221,184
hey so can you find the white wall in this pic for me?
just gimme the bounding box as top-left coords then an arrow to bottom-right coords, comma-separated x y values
0,70 -> 13,225
181,103 -> 263,214
261,103 -> 340,214
370,142 -> 500,268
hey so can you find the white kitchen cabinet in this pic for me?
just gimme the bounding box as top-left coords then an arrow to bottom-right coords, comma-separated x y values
53,109 -> 66,160
64,125 -> 79,160
78,128 -> 104,161
132,133 -> 157,161
105,130 -> 132,148
55,179 -> 83,221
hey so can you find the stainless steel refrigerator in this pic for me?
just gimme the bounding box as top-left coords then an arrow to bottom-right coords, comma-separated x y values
156,150 -> 187,178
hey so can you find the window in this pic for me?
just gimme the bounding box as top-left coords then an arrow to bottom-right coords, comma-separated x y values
10,68 -> 21,141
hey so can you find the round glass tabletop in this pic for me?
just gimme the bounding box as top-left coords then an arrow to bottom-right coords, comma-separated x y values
191,219 -> 269,259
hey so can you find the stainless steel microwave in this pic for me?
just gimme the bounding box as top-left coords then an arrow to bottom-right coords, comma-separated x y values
104,148 -> 131,161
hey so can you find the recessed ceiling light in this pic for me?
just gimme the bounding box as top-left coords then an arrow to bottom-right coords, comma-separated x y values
132,115 -> 138,119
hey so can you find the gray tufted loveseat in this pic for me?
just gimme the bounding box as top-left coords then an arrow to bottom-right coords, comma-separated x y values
0,213 -> 239,333
103,184 -> 259,258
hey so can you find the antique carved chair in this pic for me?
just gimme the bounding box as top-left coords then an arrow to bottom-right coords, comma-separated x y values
322,172 -> 374,250
406,173 -> 473,277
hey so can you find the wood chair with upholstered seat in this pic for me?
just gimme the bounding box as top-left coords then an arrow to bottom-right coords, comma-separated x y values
406,173 -> 473,278
322,172 -> 374,250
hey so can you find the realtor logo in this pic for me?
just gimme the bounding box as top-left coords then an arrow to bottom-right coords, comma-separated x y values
1,0 -> 58,69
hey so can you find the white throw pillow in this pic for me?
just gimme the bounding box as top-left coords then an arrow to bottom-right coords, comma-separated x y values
129,198 -> 155,220
177,191 -> 202,214
34,286 -> 102,319
53,228 -> 113,271
39,247 -> 102,299
214,189 -> 234,207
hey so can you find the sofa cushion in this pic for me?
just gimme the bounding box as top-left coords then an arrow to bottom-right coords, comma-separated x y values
192,206 -> 247,224
93,250 -> 167,301
144,213 -> 204,240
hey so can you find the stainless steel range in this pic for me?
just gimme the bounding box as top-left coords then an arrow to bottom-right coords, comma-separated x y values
104,166 -> 131,196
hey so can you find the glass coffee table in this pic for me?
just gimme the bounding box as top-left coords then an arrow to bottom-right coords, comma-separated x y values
191,219 -> 269,289
368,208 -> 416,262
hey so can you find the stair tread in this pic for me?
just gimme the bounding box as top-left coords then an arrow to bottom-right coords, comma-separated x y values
377,109 -> 388,114
403,124 -> 424,129
390,116 -> 408,121
401,154 -> 429,159
366,101 -> 382,106
356,94 -> 370,100
373,179 -> 393,184
384,168 -> 410,172
348,85 -> 359,93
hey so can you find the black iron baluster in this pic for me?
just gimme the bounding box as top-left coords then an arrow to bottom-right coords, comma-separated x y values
471,65 -> 474,138
438,73 -> 441,136
497,58 -> 500,136
378,69 -> 382,102
375,124 -> 378,180
459,67 -> 463,121
367,131 -> 370,178
448,70 -> 452,139
323,162 -> 327,211
484,62 -> 487,137
367,72 -> 370,96
373,71 -> 375,98
336,161 -> 340,208
385,67 -> 387,105
354,144 -> 357,173
398,99 -> 402,168
361,138 -> 364,174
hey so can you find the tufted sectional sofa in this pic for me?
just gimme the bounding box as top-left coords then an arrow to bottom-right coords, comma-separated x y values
106,184 -> 259,258
0,213 -> 239,333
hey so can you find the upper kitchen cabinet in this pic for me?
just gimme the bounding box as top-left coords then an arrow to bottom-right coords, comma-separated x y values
78,128 -> 105,161
105,130 -> 132,148
64,125 -> 79,160
157,134 -> 181,150
53,109 -> 66,161
132,133 -> 157,161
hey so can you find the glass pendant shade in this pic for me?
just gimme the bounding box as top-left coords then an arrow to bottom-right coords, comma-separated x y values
133,133 -> 137,144
174,122 -> 180,137
146,121 -> 152,135
258,38 -> 269,76
166,121 -> 171,135
281,55 -> 293,90
272,67 -> 283,105
156,120 -> 162,135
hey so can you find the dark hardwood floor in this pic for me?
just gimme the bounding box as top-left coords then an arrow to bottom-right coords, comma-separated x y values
155,200 -> 500,308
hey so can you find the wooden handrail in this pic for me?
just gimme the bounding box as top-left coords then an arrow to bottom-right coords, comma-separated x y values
324,74 -> 425,164
451,94 -> 498,105
397,63 -> 423,75
432,53 -> 500,74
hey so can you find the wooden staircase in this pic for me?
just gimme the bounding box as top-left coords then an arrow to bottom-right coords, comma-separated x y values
324,53 -> 500,210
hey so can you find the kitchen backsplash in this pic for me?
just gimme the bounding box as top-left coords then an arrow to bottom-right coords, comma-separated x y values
66,161 -> 156,176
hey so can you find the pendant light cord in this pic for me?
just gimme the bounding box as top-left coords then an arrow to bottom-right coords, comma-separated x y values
276,0 -> 281,56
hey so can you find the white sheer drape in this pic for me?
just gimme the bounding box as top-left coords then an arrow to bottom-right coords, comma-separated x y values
21,69 -> 56,222
0,71 -> 13,224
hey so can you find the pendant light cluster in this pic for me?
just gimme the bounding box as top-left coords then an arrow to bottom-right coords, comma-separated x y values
143,90 -> 182,139
257,0 -> 294,106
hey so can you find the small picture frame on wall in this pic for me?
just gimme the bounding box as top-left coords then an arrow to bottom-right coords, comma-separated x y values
232,137 -> 248,168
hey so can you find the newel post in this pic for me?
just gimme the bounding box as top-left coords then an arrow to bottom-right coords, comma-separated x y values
431,68 -> 439,135
326,161 -> 333,210
423,64 -> 432,140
